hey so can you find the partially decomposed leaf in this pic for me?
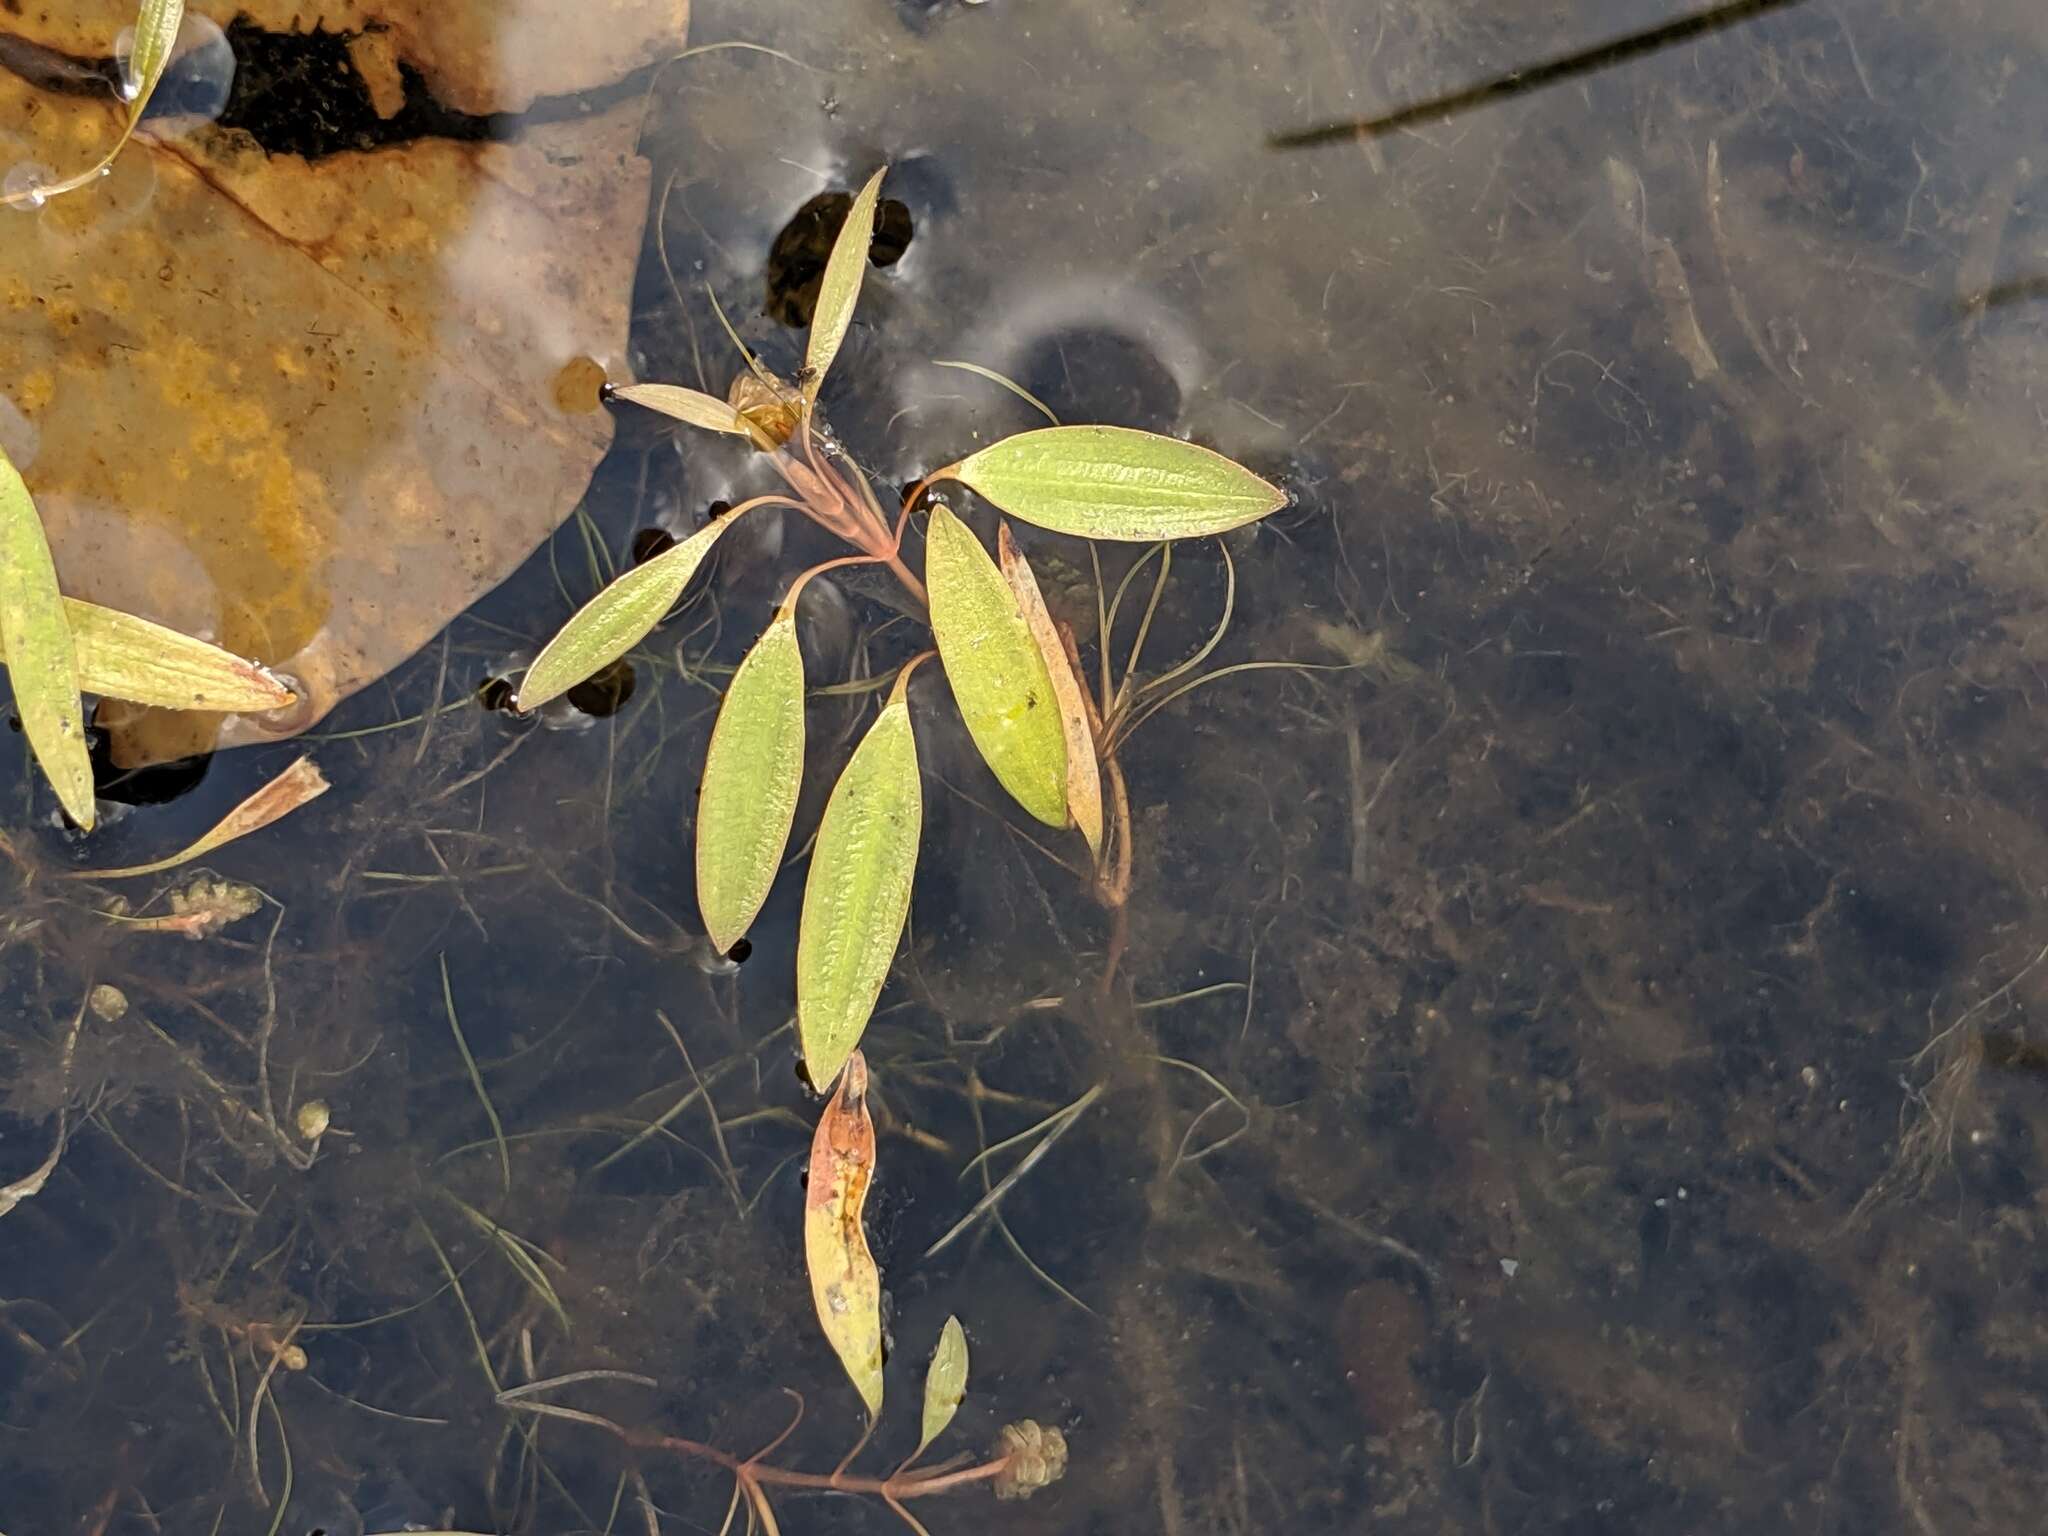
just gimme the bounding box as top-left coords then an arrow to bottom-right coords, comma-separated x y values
797,686 -> 921,1087
803,167 -> 887,402
926,506 -> 1068,828
0,0 -> 183,209
40,601 -> 295,713
0,450 -> 94,829
803,1051 -> 884,1418
517,515 -> 735,712
104,876 -> 264,939
612,382 -> 752,438
697,609 -> 806,953
942,425 -> 1287,541
81,755 -> 328,878
917,1315 -> 969,1457
998,524 -> 1103,853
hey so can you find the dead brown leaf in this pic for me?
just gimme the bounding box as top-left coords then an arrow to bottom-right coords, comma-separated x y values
0,1 -> 688,763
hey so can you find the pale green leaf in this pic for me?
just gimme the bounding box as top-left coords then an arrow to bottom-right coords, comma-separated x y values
797,695 -> 920,1087
926,506 -> 1068,827
611,382 -> 751,438
127,0 -> 186,113
999,525 -> 1102,854
0,452 -> 93,828
946,425 -> 1287,541
516,516 -> 732,712
916,1315 -> 969,1457
697,610 -> 806,953
803,167 -> 886,403
55,601 -> 294,713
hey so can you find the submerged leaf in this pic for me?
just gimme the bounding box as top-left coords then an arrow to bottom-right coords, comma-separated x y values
804,1052 -> 884,1418
944,425 -> 1287,541
52,602 -> 295,713
797,689 -> 921,1087
926,506 -> 1068,828
998,525 -> 1103,852
917,1315 -> 970,1457
803,167 -> 887,402
611,382 -> 752,438
80,755 -> 328,878
697,609 -> 806,953
516,516 -> 734,712
0,451 -> 93,829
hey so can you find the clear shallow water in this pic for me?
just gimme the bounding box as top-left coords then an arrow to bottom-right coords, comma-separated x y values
2,1 -> 2046,1532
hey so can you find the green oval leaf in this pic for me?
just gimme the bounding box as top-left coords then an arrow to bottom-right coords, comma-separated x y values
697,610 -> 806,953
611,382 -> 751,438
54,601 -> 295,713
916,1315 -> 969,1457
797,695 -> 921,1088
926,506 -> 1068,827
803,167 -> 886,403
127,0 -> 186,110
516,516 -> 733,712
0,452 -> 93,829
998,525 -> 1103,854
948,425 -> 1286,541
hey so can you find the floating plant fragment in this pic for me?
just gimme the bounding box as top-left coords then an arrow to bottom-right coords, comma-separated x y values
81,754 -> 328,878
0,0 -> 183,210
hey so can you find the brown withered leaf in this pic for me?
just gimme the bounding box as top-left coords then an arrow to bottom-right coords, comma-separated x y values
0,1 -> 688,764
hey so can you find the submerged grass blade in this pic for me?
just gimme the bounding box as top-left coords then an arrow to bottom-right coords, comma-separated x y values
796,690 -> 921,1087
941,425 -> 1288,541
441,956 -> 510,1196
79,755 -> 327,877
803,167 -> 886,402
517,514 -> 735,711
697,610 -> 806,953
0,451 -> 92,827
925,507 -> 1068,828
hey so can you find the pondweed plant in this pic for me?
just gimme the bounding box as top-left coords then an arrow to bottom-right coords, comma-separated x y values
514,166 -> 1288,1447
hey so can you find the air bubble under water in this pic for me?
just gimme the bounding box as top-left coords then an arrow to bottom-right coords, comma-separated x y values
117,14 -> 237,124
2,163 -> 53,210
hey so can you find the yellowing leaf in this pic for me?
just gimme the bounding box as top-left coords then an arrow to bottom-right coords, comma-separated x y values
943,425 -> 1287,541
926,506 -> 1068,828
80,755 -> 328,878
917,1315 -> 969,1457
0,0 -> 183,209
611,382 -> 752,438
998,525 -> 1102,854
803,167 -> 887,403
697,610 -> 806,953
52,602 -> 295,713
804,1051 -> 884,1419
0,451 -> 93,829
797,690 -> 921,1088
517,516 -> 734,712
